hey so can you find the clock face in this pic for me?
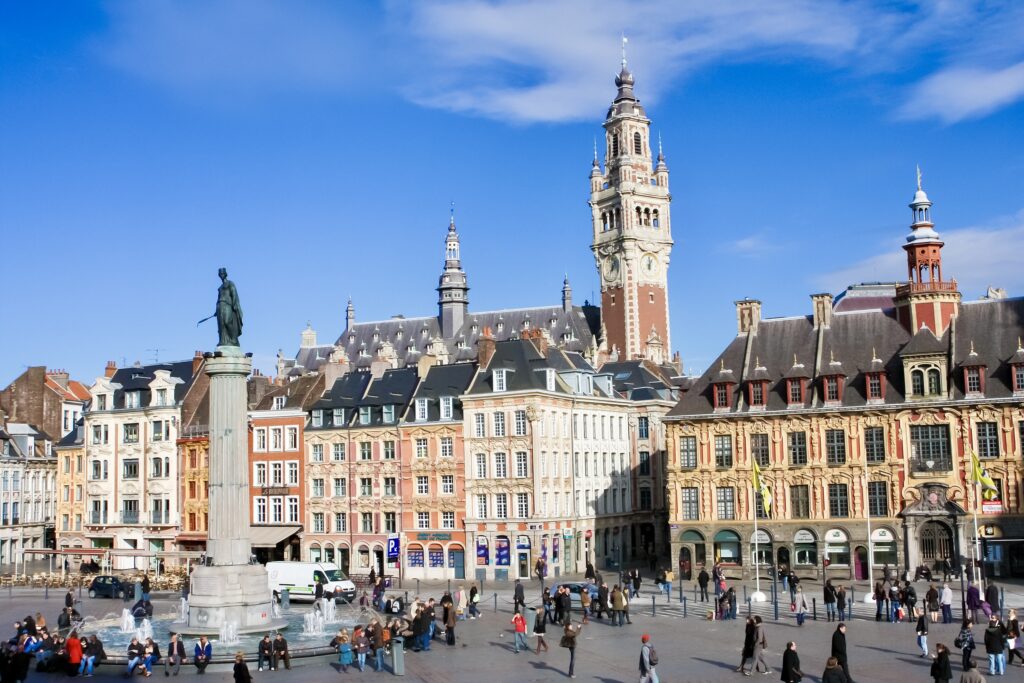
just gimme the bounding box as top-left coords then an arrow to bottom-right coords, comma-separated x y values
605,256 -> 620,278
641,254 -> 657,274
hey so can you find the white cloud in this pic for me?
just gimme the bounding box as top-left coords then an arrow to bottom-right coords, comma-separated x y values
898,61 -> 1024,123
817,209 -> 1024,296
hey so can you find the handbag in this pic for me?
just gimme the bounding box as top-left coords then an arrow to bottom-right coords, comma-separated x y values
953,635 -> 964,649
790,602 -> 796,612
559,635 -> 573,648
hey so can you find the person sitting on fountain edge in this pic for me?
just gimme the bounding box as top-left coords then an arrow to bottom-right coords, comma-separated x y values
193,636 -> 211,674
257,635 -> 272,672
272,633 -> 291,671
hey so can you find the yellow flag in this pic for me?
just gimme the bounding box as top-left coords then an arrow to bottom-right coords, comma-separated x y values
969,450 -> 999,501
752,460 -> 772,515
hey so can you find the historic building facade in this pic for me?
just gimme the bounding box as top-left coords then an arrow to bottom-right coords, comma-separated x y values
665,180 -> 1024,581
0,422 -> 57,566
55,421 -> 87,552
85,359 -> 197,569
0,366 -> 90,440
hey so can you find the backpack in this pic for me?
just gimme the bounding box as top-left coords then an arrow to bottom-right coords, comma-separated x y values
646,644 -> 659,666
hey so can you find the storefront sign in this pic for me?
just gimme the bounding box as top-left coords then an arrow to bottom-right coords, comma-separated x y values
982,499 -> 1003,514
562,529 -> 573,539
870,528 -> 894,542
793,530 -> 816,543
414,533 -> 452,541
824,529 -> 848,543
516,535 -> 532,550
750,530 -> 771,544
585,530 -> 593,539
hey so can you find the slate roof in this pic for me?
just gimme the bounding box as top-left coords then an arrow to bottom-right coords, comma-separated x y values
253,374 -> 325,411
108,361 -> 195,409
57,419 -> 85,448
601,360 -> 676,402
667,296 -> 1024,418
405,363 -> 477,423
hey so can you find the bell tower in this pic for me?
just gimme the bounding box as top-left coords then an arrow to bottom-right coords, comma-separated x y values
437,210 -> 469,338
590,44 -> 673,361
894,167 -> 960,335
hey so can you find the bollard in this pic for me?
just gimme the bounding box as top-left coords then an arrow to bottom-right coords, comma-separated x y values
447,579 -> 451,594
682,596 -> 687,618
390,636 -> 405,676
493,592 -> 498,613
693,585 -> 698,602
404,591 -> 409,607
1000,588 -> 1005,614
743,585 -> 748,602
45,585 -> 49,600
651,595 -> 656,617
747,598 -> 752,617
773,596 -> 779,621
678,584 -> 683,604
416,579 -> 420,597
813,597 -> 818,621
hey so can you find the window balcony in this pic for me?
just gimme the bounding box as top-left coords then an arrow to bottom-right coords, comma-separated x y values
910,456 -> 952,474
121,511 -> 139,524
89,512 -> 108,524
151,511 -> 170,525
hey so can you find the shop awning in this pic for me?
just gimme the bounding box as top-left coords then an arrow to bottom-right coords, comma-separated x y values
249,525 -> 302,548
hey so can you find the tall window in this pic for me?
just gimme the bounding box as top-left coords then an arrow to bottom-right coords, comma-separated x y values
516,492 -> 530,517
383,477 -> 396,496
867,373 -> 883,399
254,463 -> 267,486
475,453 -> 487,478
911,370 -> 925,396
493,369 -> 507,392
638,417 -> 650,439
633,131 -> 642,154
440,437 -> 453,457
417,511 -> 430,529
638,451 -> 651,475
679,436 -> 697,468
361,513 -> 373,533
716,487 -> 736,520
864,427 -> 886,463
514,410 -> 527,436
750,433 -> 770,467
476,494 -> 488,518
910,424 -> 951,472
788,432 -> 807,466
790,485 -> 810,519
415,438 -> 428,458
360,442 -> 372,460
334,512 -> 347,532
286,427 -> 298,450
359,477 -> 372,496
495,493 -> 508,518
441,475 -> 454,495
474,413 -> 486,437
494,412 -> 506,437
382,404 -> 395,423
332,443 -> 345,461
313,513 -> 325,533
828,484 -> 849,517
639,488 -> 652,510
333,477 -> 347,497
824,377 -> 840,402
440,397 -> 453,421
359,406 -> 371,425
750,382 -> 765,406
788,380 -> 803,404
416,476 -> 429,495
515,452 -> 528,478
441,511 -> 455,529
977,422 -> 999,458
714,435 -> 733,468
714,384 -> 729,408
966,367 -> 982,394
383,440 -> 396,459
123,423 -> 139,444
868,481 -> 888,517
495,453 -> 507,478
680,487 -> 699,520
311,443 -> 324,462
415,399 -> 428,422
825,429 -> 846,465
287,462 -> 298,485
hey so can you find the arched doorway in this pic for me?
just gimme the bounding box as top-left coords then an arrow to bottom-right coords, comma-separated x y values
777,547 -> 791,574
854,546 -> 868,581
919,521 -> 953,569
678,547 -> 692,580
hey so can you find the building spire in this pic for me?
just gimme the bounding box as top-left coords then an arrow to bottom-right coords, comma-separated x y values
916,164 -> 922,191
621,34 -> 628,68
449,200 -> 456,229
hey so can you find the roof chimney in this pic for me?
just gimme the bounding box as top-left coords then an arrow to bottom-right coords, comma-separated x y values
530,328 -> 549,356
477,327 -> 497,368
811,293 -> 833,329
192,351 -> 204,377
104,361 -> 117,379
735,299 -> 762,335
47,369 -> 70,389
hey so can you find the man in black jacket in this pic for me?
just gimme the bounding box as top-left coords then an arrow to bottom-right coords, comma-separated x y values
272,633 -> 291,670
257,635 -> 272,672
697,567 -> 710,602
595,583 -> 609,620
513,580 -> 525,614
984,580 -> 1001,617
165,633 -> 186,676
831,623 -> 852,682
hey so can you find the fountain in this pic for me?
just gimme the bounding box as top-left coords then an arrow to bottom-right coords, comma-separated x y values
178,598 -> 188,622
135,619 -> 153,642
120,610 -> 135,634
218,622 -> 240,646
322,599 -> 338,624
302,611 -> 325,636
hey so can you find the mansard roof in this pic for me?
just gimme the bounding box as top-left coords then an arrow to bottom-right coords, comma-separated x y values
600,359 -> 675,402
667,296 -> 1024,419
252,373 -> 325,412
108,360 -> 195,408
406,363 -> 477,423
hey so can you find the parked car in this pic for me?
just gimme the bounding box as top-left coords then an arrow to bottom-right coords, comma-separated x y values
88,575 -> 127,599
548,581 -> 599,606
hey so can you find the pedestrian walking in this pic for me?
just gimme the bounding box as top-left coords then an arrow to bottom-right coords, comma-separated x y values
736,616 -> 755,675
956,618 -> 977,671
533,606 -> 548,654
232,652 -> 251,683
983,614 -> 1006,676
752,615 -> 771,675
941,583 -> 955,624
697,566 -> 710,603
781,641 -> 803,683
821,656 -> 849,683
580,587 -> 591,625
612,585 -> 626,627
595,582 -> 608,620
560,620 -> 581,679
927,584 -> 941,623
445,601 -> 457,646
1005,608 -> 1022,666
824,581 -> 838,622
916,607 -> 930,657
967,583 -> 982,624
622,585 -> 633,624
831,622 -> 852,682
931,643 -> 953,683
984,581 -> 1001,618
585,560 -> 595,582
794,587 -> 809,627
513,579 -> 525,614
511,610 -> 529,653
874,581 -> 887,622
632,570 -> 641,600
638,634 -> 658,683
788,572 -> 799,603
904,582 -> 918,623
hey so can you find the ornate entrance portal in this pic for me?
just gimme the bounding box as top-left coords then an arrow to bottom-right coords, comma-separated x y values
919,521 -> 954,567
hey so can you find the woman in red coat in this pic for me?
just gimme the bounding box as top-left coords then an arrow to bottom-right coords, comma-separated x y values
65,630 -> 84,675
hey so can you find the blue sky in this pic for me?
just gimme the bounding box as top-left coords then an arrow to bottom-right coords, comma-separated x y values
2,1 -> 1023,384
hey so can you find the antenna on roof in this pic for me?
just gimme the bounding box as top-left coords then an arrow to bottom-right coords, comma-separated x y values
146,349 -> 167,364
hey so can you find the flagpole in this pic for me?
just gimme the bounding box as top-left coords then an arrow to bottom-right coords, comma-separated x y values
753,484 -> 761,595
864,467 -> 874,588
973,478 -> 982,585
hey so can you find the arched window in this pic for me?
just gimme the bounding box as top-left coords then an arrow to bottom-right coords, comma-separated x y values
643,208 -> 651,226
635,207 -> 642,226
611,134 -> 619,157
602,213 -> 609,231
652,210 -> 660,228
927,369 -> 941,395
911,370 -> 925,396
633,132 -> 642,155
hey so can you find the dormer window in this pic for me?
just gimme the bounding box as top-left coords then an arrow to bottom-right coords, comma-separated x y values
496,321 -> 504,332
713,383 -> 730,409
493,369 -> 508,392
823,377 -> 842,403
358,406 -> 371,425
866,372 -> 885,401
964,366 -> 985,396
333,408 -> 345,425
546,369 -> 557,392
907,362 -> 945,398
748,381 -> 767,407
440,397 -> 453,421
1013,364 -> 1024,393
95,395 -> 107,411
382,405 -> 395,423
787,379 -> 805,405
155,388 -> 168,406
125,391 -> 141,409
415,398 -> 429,422
312,410 -> 323,428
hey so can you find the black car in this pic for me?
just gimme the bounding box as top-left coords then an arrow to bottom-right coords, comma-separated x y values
88,575 -> 126,599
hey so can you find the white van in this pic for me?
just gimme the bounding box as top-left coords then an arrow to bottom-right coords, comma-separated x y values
265,561 -> 356,603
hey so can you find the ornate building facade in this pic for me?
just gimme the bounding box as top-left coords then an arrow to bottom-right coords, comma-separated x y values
665,179 -> 1024,581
